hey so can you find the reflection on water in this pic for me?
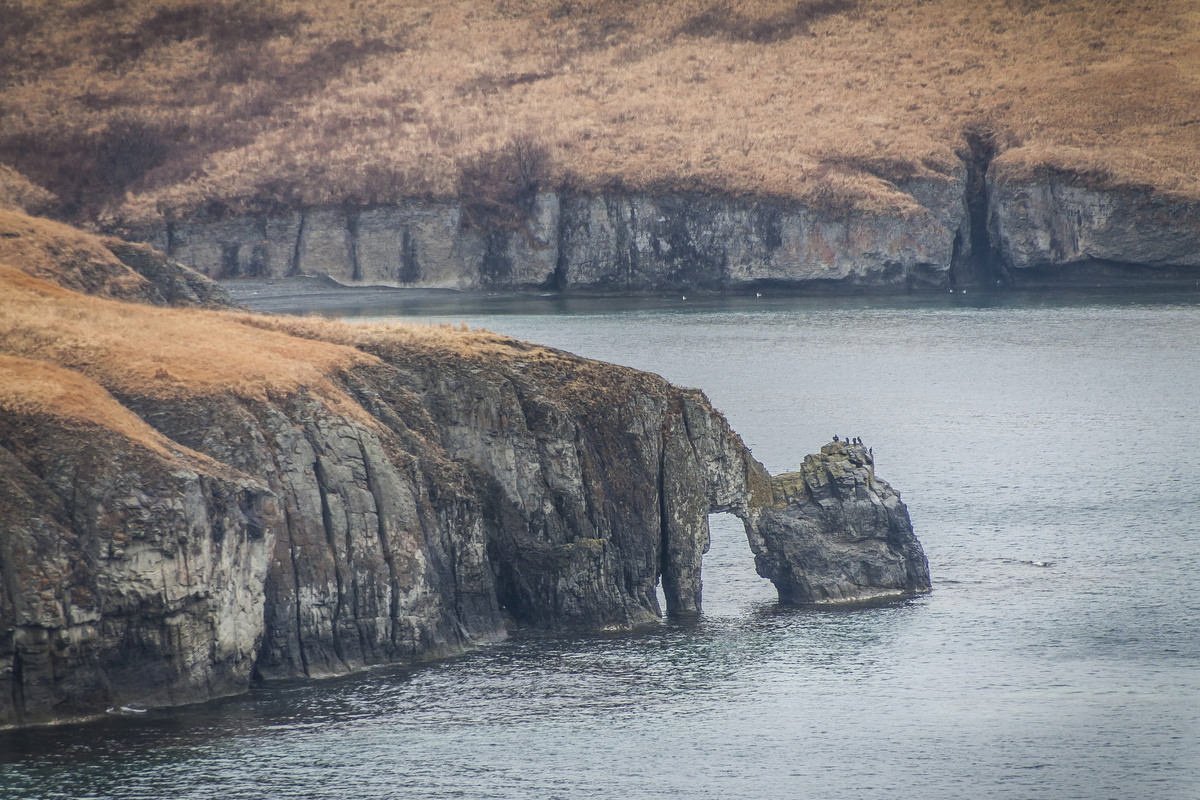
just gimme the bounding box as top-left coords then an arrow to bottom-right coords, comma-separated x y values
3,288 -> 1199,799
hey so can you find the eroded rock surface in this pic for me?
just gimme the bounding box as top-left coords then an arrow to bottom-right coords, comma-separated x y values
987,171 -> 1200,286
127,183 -> 964,292
123,165 -> 1200,292
0,247 -> 931,728
0,269 -> 780,725
0,361 -> 276,727
748,440 -> 930,604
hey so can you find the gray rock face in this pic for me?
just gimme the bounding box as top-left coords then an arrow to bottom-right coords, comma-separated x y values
357,339 -> 771,628
0,305 -> 929,728
555,188 -> 959,291
161,212 -> 302,280
115,374 -> 506,684
988,172 -> 1200,286
151,199 -> 562,289
124,164 -> 1200,291
747,440 -> 930,604
0,403 -> 276,727
0,322 -> 780,726
127,180 -> 965,291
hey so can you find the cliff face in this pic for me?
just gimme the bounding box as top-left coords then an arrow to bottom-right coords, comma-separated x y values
131,181 -> 966,293
0,305 -> 772,725
125,168 -> 1200,293
987,172 -> 1200,286
0,357 -> 277,726
0,216 -> 930,727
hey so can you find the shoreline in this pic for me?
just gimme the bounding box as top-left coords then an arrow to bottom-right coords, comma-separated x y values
223,275 -> 1200,318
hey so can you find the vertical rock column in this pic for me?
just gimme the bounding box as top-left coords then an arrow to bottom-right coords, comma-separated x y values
746,440 -> 931,604
659,400 -> 710,616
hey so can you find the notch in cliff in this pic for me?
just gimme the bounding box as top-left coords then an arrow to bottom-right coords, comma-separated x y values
950,127 -> 1006,290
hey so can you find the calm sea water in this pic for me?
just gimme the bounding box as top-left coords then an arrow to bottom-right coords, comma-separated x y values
4,289 -> 1199,799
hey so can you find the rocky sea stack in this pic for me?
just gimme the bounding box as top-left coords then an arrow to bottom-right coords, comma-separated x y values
750,440 -> 930,604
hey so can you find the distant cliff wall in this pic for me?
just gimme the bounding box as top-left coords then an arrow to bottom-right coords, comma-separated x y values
987,169 -> 1200,287
130,178 -> 967,293
126,168 -> 1200,292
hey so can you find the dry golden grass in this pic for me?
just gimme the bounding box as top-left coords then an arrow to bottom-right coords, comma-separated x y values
0,210 -> 560,419
0,264 -> 374,409
0,206 -> 683,450
0,207 -> 158,300
0,352 -> 181,458
2,0 -> 1197,223
0,254 -> 644,434
238,312 -> 672,413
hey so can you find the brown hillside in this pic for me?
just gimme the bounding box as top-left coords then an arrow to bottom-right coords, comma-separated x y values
0,207 -> 631,431
1,0 -> 1197,224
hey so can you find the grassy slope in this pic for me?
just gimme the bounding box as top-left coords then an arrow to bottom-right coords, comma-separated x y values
0,206 -> 653,443
1,0 -> 1197,225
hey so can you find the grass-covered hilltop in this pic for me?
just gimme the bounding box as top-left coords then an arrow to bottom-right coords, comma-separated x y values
3,0 -> 1199,291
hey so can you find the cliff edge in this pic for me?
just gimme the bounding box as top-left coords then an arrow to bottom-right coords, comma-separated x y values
0,212 -> 929,728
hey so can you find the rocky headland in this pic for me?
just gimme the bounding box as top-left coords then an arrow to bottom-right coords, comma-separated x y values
0,209 -> 928,729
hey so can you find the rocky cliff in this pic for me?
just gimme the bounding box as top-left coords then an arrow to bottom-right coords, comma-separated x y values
124,167 -> 1200,293
0,214 -> 930,728
986,167 -> 1200,288
748,440 -> 930,604
126,180 -> 967,292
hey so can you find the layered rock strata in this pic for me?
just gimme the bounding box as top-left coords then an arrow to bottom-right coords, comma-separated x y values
0,358 -> 277,727
130,181 -> 965,292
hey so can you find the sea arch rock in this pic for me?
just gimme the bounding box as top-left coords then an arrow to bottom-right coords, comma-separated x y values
745,439 -> 931,604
